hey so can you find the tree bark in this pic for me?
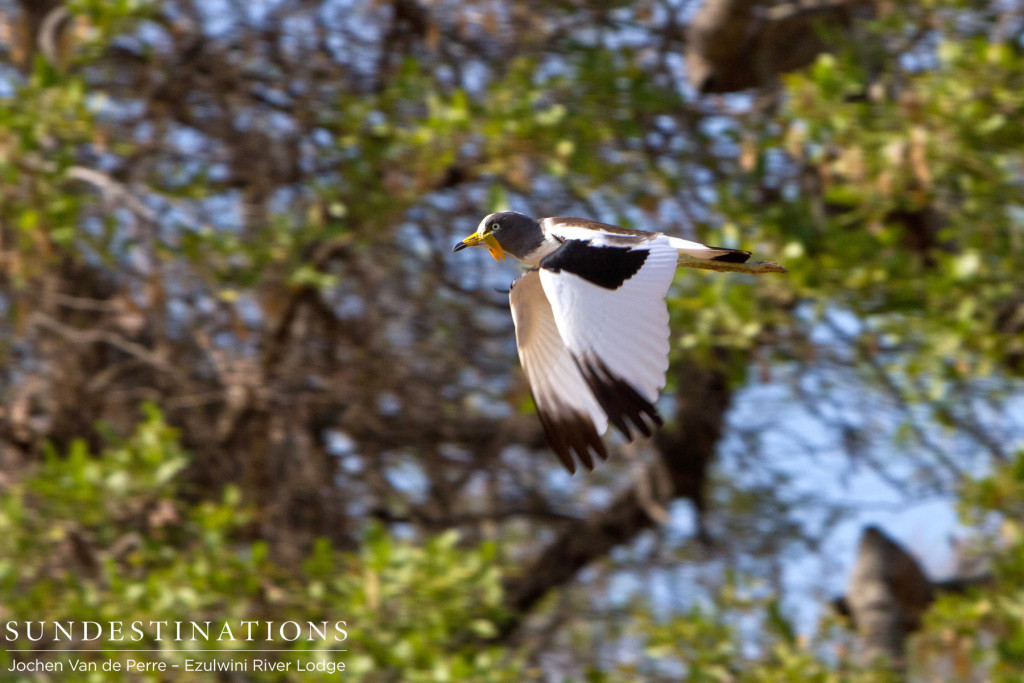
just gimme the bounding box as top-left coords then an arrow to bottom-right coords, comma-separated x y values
842,525 -> 935,673
835,525 -> 994,674
686,0 -> 875,93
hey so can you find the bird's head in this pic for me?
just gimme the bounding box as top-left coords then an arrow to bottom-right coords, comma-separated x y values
452,211 -> 542,262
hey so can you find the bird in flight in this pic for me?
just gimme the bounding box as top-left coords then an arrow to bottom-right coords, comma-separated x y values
453,211 -> 784,474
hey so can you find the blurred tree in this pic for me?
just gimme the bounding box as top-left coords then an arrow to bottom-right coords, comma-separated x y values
0,0 -> 1022,679
919,452 -> 1024,682
0,406 -> 521,680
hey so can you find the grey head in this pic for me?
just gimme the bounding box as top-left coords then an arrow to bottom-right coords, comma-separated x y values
452,211 -> 545,262
479,211 -> 546,260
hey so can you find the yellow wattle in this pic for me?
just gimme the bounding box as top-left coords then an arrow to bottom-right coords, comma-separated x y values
483,234 -> 505,261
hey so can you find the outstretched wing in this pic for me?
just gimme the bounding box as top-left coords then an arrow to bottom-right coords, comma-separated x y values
509,270 -> 609,473
538,237 -> 678,442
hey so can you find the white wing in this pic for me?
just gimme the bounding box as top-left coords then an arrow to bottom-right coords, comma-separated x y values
538,238 -> 678,440
509,270 -> 609,473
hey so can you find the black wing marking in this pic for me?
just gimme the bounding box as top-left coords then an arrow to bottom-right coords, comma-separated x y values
576,351 -> 663,441
532,401 -> 609,474
704,246 -> 752,263
539,239 -> 649,290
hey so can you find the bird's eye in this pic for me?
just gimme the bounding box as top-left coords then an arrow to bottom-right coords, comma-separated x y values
490,222 -> 501,231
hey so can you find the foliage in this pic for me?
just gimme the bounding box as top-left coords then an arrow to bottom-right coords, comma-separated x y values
0,406 -> 519,681
918,451 -> 1024,682
0,0 -> 1022,680
775,26 -> 1024,381
707,2 -> 1024,498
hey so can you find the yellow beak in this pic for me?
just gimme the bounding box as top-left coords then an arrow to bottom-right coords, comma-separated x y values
452,231 -> 506,262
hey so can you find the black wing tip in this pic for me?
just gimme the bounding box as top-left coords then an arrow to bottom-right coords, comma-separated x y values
576,352 -> 663,443
535,403 -> 609,475
706,247 -> 752,264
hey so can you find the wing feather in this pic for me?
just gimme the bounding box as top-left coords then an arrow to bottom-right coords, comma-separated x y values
539,239 -> 678,440
509,270 -> 609,473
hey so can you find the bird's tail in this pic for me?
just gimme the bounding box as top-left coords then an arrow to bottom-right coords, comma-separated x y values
666,236 -> 751,264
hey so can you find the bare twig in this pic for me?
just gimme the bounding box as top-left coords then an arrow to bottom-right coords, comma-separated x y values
31,313 -> 185,382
